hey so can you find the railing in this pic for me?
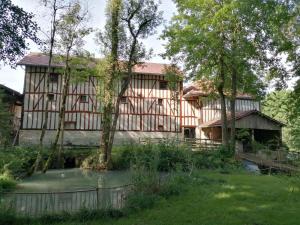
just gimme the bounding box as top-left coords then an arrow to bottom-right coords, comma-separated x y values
138,138 -> 221,151
1,184 -> 133,217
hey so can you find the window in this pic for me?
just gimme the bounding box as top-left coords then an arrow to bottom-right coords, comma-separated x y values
121,96 -> 128,104
47,93 -> 55,101
157,98 -> 163,106
64,121 -> 76,130
49,73 -> 59,83
159,81 -> 168,90
80,95 -> 88,103
158,125 -> 164,131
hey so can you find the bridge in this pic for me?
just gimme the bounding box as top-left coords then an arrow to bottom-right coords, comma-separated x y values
236,152 -> 300,173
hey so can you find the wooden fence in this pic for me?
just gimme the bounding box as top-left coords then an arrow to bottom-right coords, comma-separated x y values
1,184 -> 133,217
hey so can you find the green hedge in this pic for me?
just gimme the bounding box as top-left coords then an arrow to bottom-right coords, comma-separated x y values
112,143 -> 240,172
112,143 -> 193,172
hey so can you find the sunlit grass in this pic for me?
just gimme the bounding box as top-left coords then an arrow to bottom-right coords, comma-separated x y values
33,170 -> 300,225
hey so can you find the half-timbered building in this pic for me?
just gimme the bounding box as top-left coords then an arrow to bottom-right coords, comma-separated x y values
17,53 -> 182,146
182,81 -> 284,150
17,53 -> 284,148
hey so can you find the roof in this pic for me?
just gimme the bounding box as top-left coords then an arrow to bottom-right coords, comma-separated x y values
183,80 -> 254,100
200,110 -> 285,128
17,53 -> 172,76
0,84 -> 23,98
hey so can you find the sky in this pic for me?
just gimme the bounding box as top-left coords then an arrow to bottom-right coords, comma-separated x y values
0,0 -> 177,93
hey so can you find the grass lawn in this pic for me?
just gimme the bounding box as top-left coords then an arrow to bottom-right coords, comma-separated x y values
38,170 -> 300,225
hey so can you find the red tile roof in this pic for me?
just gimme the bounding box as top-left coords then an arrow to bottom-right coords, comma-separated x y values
200,110 -> 285,128
17,53 -> 172,75
183,80 -> 254,100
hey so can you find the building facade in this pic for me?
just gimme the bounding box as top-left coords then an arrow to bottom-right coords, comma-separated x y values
18,53 -> 181,146
18,53 -> 283,147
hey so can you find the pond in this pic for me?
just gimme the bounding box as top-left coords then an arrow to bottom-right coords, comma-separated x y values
16,168 -> 132,192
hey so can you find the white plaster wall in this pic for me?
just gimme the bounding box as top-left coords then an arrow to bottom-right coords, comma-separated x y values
19,130 -> 181,146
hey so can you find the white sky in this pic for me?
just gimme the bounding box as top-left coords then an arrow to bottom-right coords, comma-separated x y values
0,0 -> 177,93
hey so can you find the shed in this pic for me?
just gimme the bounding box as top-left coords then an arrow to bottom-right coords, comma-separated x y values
200,110 -> 284,148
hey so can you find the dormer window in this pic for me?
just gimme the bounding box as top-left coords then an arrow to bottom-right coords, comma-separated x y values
80,95 -> 88,103
159,81 -> 168,90
49,73 -> 59,83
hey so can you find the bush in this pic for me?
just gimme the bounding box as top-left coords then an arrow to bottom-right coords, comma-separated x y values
112,142 -> 193,172
159,172 -> 189,198
0,146 -> 38,178
125,192 -> 158,212
0,174 -> 16,191
111,142 -> 240,172
0,203 -> 31,225
193,146 -> 241,170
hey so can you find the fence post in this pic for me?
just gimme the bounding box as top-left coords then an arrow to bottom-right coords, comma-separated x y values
96,187 -> 99,210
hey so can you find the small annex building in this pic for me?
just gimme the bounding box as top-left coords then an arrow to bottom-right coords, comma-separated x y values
0,84 -> 23,143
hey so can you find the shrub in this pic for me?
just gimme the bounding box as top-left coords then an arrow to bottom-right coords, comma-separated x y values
0,203 -> 29,225
111,142 -> 193,172
159,172 -> 189,198
0,146 -> 39,178
125,192 -> 158,212
0,174 -> 16,191
193,146 -> 241,170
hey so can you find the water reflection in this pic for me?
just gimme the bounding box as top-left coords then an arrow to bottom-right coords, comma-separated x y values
17,168 -> 131,192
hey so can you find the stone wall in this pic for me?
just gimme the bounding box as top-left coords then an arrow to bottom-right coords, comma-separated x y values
19,130 -> 181,146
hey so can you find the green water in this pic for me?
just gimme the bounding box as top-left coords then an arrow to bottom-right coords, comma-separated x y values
16,168 -> 132,192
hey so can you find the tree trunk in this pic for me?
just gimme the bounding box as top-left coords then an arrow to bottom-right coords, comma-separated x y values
99,0 -> 121,169
230,67 -> 237,151
43,51 -> 71,172
57,66 -> 71,169
218,56 -> 229,148
108,73 -> 131,154
32,0 -> 58,173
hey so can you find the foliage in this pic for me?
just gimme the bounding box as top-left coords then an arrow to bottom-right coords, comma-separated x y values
13,171 -> 300,225
43,0 -> 93,172
111,143 -> 193,172
125,149 -> 191,213
0,89 -> 13,146
162,0 -> 298,146
95,0 -> 163,169
262,90 -> 300,151
0,174 -> 16,191
0,146 -> 39,179
0,204 -> 25,225
0,146 -> 93,180
111,143 -> 239,172
0,0 -> 39,66
193,149 -> 240,171
125,193 -> 158,212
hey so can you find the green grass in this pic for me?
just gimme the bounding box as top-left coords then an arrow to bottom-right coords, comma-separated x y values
32,170 -> 300,225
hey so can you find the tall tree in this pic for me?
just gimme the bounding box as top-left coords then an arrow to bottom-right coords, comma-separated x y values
162,0 -> 233,147
43,1 -> 92,172
95,0 -> 162,169
262,89 -> 300,151
226,0 -> 296,149
0,0 -> 39,65
33,0 -> 72,172
162,0 -> 296,150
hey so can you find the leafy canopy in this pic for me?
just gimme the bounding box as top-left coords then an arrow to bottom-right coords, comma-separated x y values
0,0 -> 39,66
162,0 -> 297,96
